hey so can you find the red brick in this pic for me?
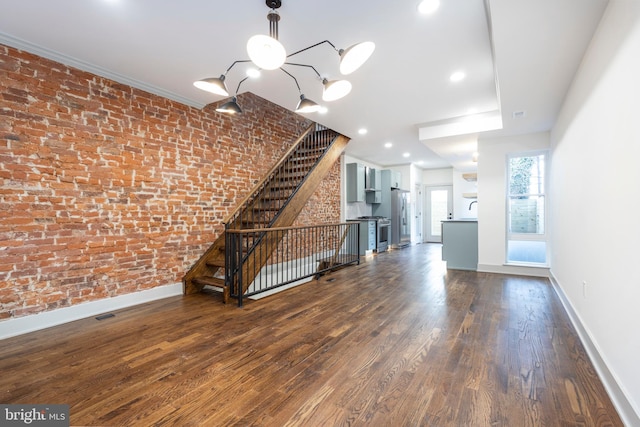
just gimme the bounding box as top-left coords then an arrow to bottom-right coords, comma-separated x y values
0,43 -> 341,321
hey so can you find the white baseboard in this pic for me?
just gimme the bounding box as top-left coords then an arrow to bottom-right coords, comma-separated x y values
477,263 -> 550,277
549,272 -> 640,426
0,283 -> 183,340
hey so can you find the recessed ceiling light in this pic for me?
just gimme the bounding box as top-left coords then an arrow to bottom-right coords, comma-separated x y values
246,68 -> 261,78
384,142 -> 393,148
450,71 -> 466,82
416,160 -> 425,165
418,0 -> 440,14
403,152 -> 410,158
358,128 -> 368,135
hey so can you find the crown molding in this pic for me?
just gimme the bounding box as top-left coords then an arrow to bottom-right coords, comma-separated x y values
0,31 -> 203,109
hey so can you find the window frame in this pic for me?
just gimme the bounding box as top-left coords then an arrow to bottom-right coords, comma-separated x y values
505,150 -> 549,266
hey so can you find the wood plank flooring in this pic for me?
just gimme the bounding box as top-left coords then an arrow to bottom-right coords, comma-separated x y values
0,244 -> 622,426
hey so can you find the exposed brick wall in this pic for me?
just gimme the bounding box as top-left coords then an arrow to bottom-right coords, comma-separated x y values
0,44 -> 342,320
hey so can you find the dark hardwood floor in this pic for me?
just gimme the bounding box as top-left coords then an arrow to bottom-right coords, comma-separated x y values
0,244 -> 622,426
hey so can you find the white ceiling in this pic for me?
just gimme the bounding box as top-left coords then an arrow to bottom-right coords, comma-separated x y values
0,0 -> 608,171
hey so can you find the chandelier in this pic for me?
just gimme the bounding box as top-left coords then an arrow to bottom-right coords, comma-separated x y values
193,0 -> 375,114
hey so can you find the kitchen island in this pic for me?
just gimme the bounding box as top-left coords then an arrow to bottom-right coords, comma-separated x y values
441,219 -> 478,271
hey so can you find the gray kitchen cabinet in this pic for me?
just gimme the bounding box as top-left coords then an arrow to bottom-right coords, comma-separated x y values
372,170 -> 392,218
441,220 -> 478,270
347,219 -> 376,255
346,163 -> 365,202
366,190 -> 382,204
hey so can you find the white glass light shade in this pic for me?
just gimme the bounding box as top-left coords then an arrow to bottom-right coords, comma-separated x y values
193,76 -> 229,96
322,79 -> 352,102
247,35 -> 286,70
339,41 -> 375,75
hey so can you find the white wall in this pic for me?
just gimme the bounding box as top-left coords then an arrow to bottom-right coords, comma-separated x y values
476,132 -> 549,274
549,1 -> 640,423
453,171 -> 478,219
423,167 -> 453,186
387,164 -> 411,190
422,168 -> 477,219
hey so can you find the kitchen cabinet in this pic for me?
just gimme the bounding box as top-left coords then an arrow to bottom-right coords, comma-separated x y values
348,219 -> 376,255
346,163 -> 365,202
441,220 -> 478,270
366,190 -> 382,204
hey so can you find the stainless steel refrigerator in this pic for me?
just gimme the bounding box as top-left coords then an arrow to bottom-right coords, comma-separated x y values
391,189 -> 411,248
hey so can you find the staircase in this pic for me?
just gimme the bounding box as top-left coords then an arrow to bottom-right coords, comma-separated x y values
183,123 -> 350,303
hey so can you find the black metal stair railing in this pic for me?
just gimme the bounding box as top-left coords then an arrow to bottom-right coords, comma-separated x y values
227,222 -> 360,306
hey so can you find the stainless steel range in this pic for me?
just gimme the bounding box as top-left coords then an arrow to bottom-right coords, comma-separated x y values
358,216 -> 390,252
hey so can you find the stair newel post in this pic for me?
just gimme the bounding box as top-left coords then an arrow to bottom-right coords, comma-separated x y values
237,243 -> 243,308
225,222 -> 232,299
239,233 -> 243,305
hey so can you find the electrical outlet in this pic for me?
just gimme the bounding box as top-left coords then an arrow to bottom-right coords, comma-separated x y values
582,281 -> 587,298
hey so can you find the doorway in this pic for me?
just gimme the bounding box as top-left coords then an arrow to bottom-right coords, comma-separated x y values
425,185 -> 453,243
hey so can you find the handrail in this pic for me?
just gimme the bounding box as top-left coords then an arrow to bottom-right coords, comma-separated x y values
225,222 -> 350,234
222,123 -> 316,225
224,123 -> 338,235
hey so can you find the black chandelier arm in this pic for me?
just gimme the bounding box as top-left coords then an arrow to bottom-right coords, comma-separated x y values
224,59 -> 254,75
234,76 -> 250,95
282,62 -> 322,79
279,68 -> 301,93
286,40 -> 338,58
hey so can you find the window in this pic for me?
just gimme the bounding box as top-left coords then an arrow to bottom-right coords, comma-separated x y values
506,152 -> 547,265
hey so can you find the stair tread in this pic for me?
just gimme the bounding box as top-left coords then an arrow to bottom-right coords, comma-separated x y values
193,276 -> 226,287
206,259 -> 225,268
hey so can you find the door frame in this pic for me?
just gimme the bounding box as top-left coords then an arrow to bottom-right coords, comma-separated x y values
424,185 -> 453,243
413,183 -> 423,244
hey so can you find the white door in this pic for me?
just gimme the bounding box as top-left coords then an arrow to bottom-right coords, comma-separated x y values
425,185 -> 453,243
